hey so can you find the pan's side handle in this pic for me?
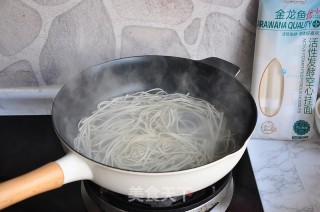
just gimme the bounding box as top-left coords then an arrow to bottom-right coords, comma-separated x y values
0,162 -> 64,210
55,153 -> 93,184
198,57 -> 240,77
0,153 -> 93,210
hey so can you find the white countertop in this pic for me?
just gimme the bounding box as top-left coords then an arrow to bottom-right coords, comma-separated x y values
248,134 -> 320,212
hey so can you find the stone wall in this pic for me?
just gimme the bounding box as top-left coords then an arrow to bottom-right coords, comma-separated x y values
0,0 -> 258,114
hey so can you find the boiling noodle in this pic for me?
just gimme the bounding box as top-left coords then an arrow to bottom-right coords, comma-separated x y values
74,88 -> 236,172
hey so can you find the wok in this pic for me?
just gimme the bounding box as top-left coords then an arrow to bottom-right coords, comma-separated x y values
0,56 -> 257,209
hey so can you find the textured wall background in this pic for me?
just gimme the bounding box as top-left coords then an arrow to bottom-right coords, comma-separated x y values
0,0 -> 258,114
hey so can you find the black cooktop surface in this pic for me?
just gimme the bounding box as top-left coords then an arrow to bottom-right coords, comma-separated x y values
0,116 -> 263,212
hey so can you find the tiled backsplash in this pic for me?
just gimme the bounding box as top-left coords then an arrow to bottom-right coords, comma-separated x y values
0,0 -> 258,114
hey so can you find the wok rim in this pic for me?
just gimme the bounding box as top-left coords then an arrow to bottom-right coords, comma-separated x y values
57,134 -> 253,176
51,55 -> 258,174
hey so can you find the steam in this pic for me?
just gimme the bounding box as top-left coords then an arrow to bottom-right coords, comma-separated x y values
52,56 -> 256,154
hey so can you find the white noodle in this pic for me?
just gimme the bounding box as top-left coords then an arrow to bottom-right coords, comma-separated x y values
74,88 -> 236,172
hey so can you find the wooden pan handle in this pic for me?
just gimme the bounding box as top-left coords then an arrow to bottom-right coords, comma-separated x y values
0,162 -> 64,210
